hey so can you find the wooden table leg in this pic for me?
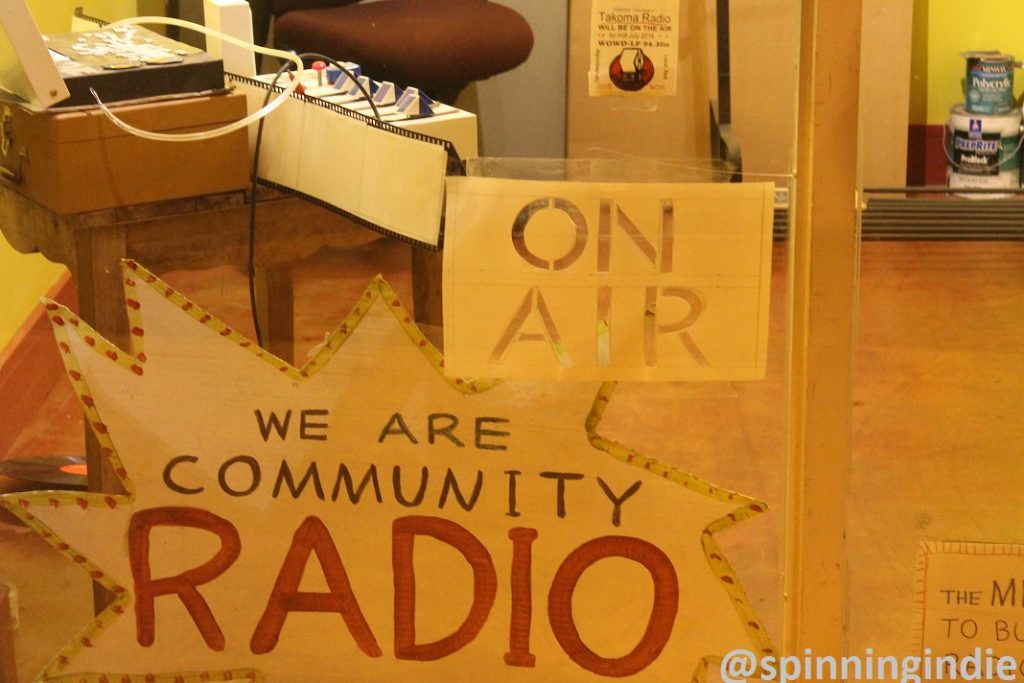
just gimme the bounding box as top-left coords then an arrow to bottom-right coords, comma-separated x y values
72,225 -> 128,614
72,225 -> 129,496
411,248 -> 443,327
0,583 -> 18,683
254,264 -> 295,365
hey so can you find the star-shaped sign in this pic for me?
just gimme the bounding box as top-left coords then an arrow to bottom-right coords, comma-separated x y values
1,261 -> 773,681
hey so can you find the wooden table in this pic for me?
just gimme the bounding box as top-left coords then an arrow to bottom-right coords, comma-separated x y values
0,184 -> 388,493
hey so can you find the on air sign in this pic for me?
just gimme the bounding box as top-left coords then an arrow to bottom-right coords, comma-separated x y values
443,178 -> 775,381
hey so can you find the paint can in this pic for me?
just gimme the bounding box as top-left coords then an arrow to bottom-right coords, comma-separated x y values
946,105 -> 1022,197
962,51 -> 1017,115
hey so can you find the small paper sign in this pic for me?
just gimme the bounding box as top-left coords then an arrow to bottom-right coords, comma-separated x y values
588,0 -> 679,96
442,177 -> 775,382
915,541 -> 1024,677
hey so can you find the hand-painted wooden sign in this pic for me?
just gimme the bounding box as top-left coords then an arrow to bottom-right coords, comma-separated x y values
1,261 -> 773,681
915,542 -> 1024,678
442,177 -> 775,381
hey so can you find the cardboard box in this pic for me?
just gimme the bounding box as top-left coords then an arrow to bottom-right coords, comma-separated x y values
0,92 -> 249,214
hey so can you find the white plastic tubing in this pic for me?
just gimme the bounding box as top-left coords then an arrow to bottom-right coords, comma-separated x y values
91,16 -> 302,142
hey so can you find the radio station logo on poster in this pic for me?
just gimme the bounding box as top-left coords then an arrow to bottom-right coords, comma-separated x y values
609,47 -> 654,92
589,2 -> 679,97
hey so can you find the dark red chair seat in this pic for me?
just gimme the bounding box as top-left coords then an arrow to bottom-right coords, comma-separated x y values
271,0 -> 534,103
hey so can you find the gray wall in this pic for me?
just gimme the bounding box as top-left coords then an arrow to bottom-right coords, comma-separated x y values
456,1 -> 568,158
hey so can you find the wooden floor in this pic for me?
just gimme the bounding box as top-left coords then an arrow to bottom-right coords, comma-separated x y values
1,237 -> 1022,676
850,240 -> 1024,653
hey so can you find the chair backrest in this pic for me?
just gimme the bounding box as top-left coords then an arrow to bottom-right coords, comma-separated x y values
273,0 -> 362,14
268,0 -> 533,103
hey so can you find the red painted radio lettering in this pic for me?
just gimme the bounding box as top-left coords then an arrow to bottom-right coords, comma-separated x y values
127,507 -> 678,674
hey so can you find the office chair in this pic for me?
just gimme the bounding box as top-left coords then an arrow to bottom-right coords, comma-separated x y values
260,0 -> 534,104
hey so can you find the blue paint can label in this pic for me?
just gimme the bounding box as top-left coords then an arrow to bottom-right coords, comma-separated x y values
963,51 -> 1017,115
950,127 -> 1012,174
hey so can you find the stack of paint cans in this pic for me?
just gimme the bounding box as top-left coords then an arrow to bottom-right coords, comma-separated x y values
947,52 -> 1022,197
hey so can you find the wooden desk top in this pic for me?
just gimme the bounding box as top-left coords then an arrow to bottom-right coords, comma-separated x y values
0,184 -> 379,274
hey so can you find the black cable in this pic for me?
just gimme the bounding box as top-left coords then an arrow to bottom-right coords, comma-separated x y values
247,54 -> 380,348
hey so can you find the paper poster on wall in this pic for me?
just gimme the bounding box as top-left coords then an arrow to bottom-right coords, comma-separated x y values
0,261 -> 774,681
443,176 -> 775,382
914,541 -> 1024,677
588,0 -> 679,97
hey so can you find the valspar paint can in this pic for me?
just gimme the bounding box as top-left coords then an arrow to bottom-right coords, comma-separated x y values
962,51 -> 1017,115
946,105 -> 1022,197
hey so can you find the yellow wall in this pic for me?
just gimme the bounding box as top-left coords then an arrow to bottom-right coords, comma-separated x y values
923,0 -> 1024,123
908,0 -> 929,125
27,0 -> 139,32
1,0 -> 143,352
0,244 -> 66,348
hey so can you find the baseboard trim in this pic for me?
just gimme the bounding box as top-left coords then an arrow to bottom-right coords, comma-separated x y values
0,274 -> 77,457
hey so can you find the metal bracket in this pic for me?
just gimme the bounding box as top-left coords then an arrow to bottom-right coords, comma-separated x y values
0,107 -> 27,184
1,106 -> 12,157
